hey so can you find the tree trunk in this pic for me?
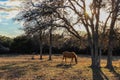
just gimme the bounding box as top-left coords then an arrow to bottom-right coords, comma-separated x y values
106,32 -> 114,69
90,46 -> 96,67
91,31 -> 100,68
87,35 -> 96,67
94,44 -> 99,67
39,32 -> 43,60
87,31 -> 98,67
96,47 -> 102,68
92,45 -> 100,68
88,36 -> 98,67
107,45 -> 113,69
106,15 -> 116,69
49,27 -> 52,60
40,41 -> 42,60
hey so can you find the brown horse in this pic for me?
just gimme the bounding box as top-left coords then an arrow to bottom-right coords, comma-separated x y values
62,51 -> 78,64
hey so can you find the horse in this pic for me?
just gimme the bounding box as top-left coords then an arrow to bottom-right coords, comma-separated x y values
62,51 -> 78,64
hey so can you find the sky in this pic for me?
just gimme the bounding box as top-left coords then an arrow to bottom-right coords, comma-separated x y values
0,0 -> 24,38
0,0 -> 108,38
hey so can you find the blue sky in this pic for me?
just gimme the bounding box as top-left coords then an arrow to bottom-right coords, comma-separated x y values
0,0 -> 8,1
0,0 -> 24,38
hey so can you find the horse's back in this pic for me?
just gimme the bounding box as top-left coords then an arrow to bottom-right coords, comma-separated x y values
63,51 -> 76,58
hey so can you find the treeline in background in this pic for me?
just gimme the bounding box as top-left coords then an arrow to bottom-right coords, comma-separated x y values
0,34 -> 120,56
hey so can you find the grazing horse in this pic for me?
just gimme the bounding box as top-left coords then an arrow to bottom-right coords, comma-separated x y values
62,51 -> 78,64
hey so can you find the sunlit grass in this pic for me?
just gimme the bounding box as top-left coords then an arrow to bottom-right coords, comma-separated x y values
0,54 -> 119,80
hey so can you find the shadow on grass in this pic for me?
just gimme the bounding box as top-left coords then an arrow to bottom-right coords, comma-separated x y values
0,64 -> 27,79
0,63 -> 16,70
91,67 -> 109,80
56,63 -> 76,69
107,66 -> 120,80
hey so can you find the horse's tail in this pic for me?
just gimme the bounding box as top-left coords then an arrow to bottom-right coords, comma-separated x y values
74,55 -> 77,64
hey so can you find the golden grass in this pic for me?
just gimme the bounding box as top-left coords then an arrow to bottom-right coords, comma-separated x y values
0,54 -> 119,80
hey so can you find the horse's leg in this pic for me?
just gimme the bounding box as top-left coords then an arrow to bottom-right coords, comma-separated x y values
62,56 -> 64,63
71,58 -> 73,62
65,57 -> 66,63
62,56 -> 64,60
70,57 -> 73,65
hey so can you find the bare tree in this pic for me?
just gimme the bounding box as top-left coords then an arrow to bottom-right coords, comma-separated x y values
17,0 -> 61,60
105,0 -> 120,69
52,0 -> 103,67
42,0 -> 120,67
16,1 -> 49,60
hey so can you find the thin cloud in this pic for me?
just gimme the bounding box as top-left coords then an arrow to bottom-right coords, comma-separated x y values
0,7 -> 7,12
0,30 -> 23,38
0,19 -> 2,22
0,7 -> 6,11
6,10 -> 20,19
0,7 -> 19,12
1,22 -> 9,25
0,0 -> 22,7
0,0 -> 22,20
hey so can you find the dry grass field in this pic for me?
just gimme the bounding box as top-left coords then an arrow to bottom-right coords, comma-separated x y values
0,54 -> 119,80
